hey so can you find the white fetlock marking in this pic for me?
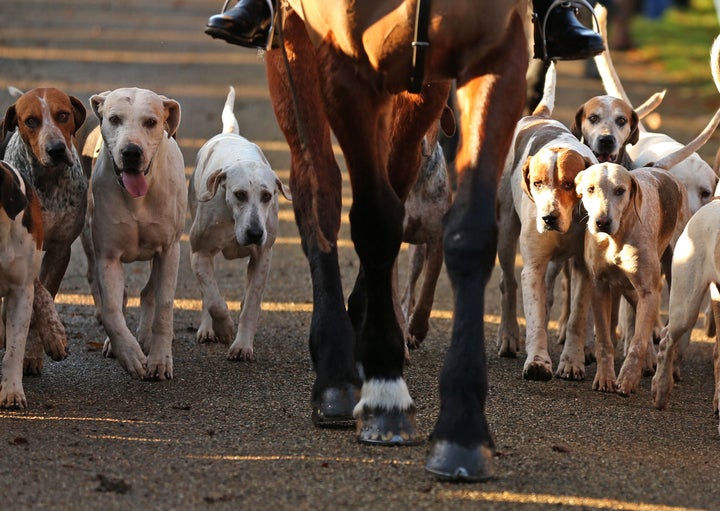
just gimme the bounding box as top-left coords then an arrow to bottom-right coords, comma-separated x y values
352,377 -> 414,418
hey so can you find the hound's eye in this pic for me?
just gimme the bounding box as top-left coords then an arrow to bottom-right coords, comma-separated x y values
615,117 -> 628,127
588,114 -> 599,124
533,180 -> 543,189
586,186 -> 594,194
260,190 -> 272,203
108,115 -> 121,126
234,190 -> 248,202
56,112 -> 70,123
144,118 -> 158,129
561,181 -> 574,191
24,117 -> 39,129
614,187 -> 626,196
701,189 -> 712,199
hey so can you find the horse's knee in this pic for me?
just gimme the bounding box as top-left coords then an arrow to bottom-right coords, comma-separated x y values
443,220 -> 497,279
349,196 -> 404,268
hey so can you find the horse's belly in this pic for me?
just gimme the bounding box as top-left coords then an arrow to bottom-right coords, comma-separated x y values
288,0 -> 526,88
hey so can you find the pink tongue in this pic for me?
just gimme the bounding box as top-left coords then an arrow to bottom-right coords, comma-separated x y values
122,172 -> 148,197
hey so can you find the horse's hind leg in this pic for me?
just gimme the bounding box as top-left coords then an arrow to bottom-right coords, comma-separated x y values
266,13 -> 361,426
425,13 -> 528,481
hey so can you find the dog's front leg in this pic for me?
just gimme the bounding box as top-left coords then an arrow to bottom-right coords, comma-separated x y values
98,257 -> 147,378
406,240 -> 443,347
0,284 -> 34,408
39,244 -> 73,298
191,250 -> 234,344
143,243 -> 181,380
592,283 -> 617,392
520,260 -> 553,381
229,247 -> 272,361
556,262 -> 590,380
617,289 -> 660,396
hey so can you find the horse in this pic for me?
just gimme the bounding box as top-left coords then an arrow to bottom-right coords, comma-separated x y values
264,0 -> 528,481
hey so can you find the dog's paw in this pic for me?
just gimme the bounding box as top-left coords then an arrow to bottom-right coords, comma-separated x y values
32,280 -> 69,360
23,335 -> 45,375
497,333 -> 520,358
406,314 -> 429,348
197,310 -> 234,344
592,369 -> 616,393
651,373 -> 672,410
104,338 -> 148,379
0,383 -> 27,409
615,362 -> 642,397
145,355 -> 173,381
522,355 -> 553,381
555,357 -> 586,381
227,339 -> 254,361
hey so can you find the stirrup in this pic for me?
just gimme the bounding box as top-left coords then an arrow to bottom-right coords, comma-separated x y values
534,0 -> 602,61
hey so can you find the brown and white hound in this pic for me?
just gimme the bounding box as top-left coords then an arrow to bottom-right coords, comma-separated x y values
2,87 -> 85,372
497,62 -> 596,382
0,160 -> 43,408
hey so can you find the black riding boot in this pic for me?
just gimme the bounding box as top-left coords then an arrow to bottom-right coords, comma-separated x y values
533,0 -> 605,61
205,0 -> 273,49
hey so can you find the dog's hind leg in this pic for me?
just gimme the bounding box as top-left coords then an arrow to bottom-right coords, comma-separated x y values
191,250 -> 235,345
406,239 -> 443,348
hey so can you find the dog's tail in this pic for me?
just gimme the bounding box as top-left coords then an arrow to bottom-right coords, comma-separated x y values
593,4 -> 665,127
7,86 -> 23,99
531,61 -> 556,118
712,32 -> 720,96
222,86 -> 239,135
655,33 -> 720,170
593,5 -> 631,106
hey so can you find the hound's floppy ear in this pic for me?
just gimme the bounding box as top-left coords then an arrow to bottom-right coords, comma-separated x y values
574,170 -> 585,197
69,95 -> 87,135
199,169 -> 226,202
276,177 -> 292,201
570,105 -> 585,141
521,156 -> 535,201
0,162 -> 28,220
90,91 -> 112,121
630,174 -> 643,221
160,97 -> 181,138
3,103 -> 18,139
626,110 -> 640,146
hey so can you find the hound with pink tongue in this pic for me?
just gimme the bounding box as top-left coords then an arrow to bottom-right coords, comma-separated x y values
122,171 -> 149,197
81,87 -> 187,381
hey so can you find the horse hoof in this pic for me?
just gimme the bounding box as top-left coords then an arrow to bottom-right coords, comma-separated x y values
425,440 -> 494,482
356,407 -> 424,445
311,385 -> 358,428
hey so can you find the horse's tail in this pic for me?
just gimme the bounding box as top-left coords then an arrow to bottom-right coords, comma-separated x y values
222,86 -> 239,135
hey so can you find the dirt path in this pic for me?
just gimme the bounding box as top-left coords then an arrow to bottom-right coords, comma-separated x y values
1,2 -> 719,510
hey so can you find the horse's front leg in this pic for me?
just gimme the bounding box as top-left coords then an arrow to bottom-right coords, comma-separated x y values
425,15 -> 528,480
318,54 -> 425,446
266,14 -> 361,427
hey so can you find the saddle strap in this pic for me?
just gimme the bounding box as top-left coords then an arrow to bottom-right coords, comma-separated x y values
409,0 -> 431,93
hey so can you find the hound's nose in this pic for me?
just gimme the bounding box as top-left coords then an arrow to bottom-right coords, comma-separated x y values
46,141 -> 68,162
595,216 -> 612,232
121,143 -> 143,167
245,227 -> 264,245
542,214 -> 558,230
597,135 -> 616,152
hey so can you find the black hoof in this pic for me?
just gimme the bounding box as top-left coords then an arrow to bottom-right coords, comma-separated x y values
425,440 -> 494,482
356,406 -> 424,445
311,385 -> 358,428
